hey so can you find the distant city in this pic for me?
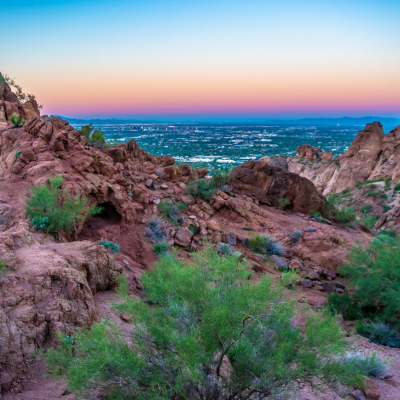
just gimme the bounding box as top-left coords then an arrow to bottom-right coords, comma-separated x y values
70,122 -> 369,174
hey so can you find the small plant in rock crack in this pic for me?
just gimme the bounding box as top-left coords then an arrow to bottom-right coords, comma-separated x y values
153,241 -> 170,256
157,201 -> 187,223
249,235 -> 285,256
277,197 -> 291,210
0,260 -> 6,275
10,113 -> 25,127
15,150 -> 21,158
98,241 -> 120,254
290,230 -> 302,243
144,217 -> 167,244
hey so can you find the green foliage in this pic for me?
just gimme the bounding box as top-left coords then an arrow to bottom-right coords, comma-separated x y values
10,113 -> 25,127
382,205 -> 391,213
290,229 -> 302,243
394,184 -> 400,191
335,206 -> 356,225
157,201 -> 187,223
98,241 -> 120,254
277,197 -> 291,210
189,223 -> 200,234
43,247 -> 367,399
329,237 -> 400,347
0,260 -> 6,275
357,321 -> 400,348
381,193 -> 388,200
25,176 -> 101,233
280,270 -> 301,288
363,215 -> 378,229
360,203 -> 371,213
80,124 -> 108,147
365,190 -> 377,197
144,217 -> 166,243
249,235 -> 284,256
341,189 -> 350,195
153,241 -> 170,256
355,182 -> 363,189
342,352 -> 388,379
15,150 -> 21,158
186,174 -> 232,201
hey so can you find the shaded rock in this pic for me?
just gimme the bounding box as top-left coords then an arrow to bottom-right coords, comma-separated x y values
268,255 -> 288,270
300,279 -> 313,288
174,228 -> 193,247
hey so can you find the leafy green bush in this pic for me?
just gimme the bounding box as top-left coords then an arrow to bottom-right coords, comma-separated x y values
249,235 -> 284,256
358,321 -> 400,348
0,260 -> 6,275
10,113 -> 25,127
329,237 -> 400,347
365,190 -> 377,197
26,176 -> 102,233
144,217 -> 166,243
363,215 -> 377,229
361,203 -> 371,213
98,241 -> 120,254
382,205 -> 391,213
153,241 -> 170,256
157,201 -> 187,223
277,197 -> 291,210
42,247 -> 367,399
15,150 -> 21,158
355,182 -> 363,189
80,124 -> 108,147
335,206 -> 356,225
394,184 -> 400,191
186,174 -> 232,201
342,352 -> 388,379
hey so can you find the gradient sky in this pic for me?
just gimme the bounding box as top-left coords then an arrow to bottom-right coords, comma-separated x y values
2,0 -> 400,120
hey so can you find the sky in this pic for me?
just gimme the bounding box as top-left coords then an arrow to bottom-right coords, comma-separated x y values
1,0 -> 400,121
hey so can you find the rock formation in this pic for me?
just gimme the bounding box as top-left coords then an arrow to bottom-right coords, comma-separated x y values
0,75 -> 40,130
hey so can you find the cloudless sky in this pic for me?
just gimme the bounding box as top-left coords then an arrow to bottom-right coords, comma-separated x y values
1,0 -> 400,120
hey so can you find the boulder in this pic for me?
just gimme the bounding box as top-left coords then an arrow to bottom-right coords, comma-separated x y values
174,228 -> 193,247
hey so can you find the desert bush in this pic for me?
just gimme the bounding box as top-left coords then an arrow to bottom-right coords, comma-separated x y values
189,223 -> 200,234
357,321 -> 400,348
280,270 -> 301,289
42,247 -> 367,399
329,237 -> 400,347
10,113 -> 25,127
80,124 -> 108,147
335,206 -> 356,225
0,260 -> 6,275
277,197 -> 291,210
249,235 -> 284,256
341,352 -> 388,379
157,201 -> 187,223
15,150 -> 21,158
355,182 -> 363,189
361,204 -> 371,213
382,205 -> 391,213
290,230 -> 302,243
186,173 -> 232,201
153,241 -> 170,256
144,217 -> 166,243
26,176 -> 102,233
98,241 -> 120,254
363,215 -> 377,229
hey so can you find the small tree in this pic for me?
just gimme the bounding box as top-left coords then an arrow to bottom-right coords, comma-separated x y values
43,247 -> 367,399
10,112 -> 26,127
26,175 -> 101,233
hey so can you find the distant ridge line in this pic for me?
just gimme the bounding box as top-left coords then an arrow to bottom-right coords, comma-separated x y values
58,115 -> 400,126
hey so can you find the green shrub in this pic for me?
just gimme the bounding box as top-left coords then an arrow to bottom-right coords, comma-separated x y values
144,217 -> 166,243
26,176 -> 102,233
365,190 -> 377,197
0,260 -> 6,275
382,205 -> 391,213
42,247 -> 367,399
381,193 -> 388,200
363,215 -> 377,229
329,237 -> 400,346
80,124 -> 108,147
189,223 -> 200,234
186,174 -> 232,201
355,182 -> 363,189
157,201 -> 187,222
335,206 -> 356,225
368,184 -> 377,189
361,204 -> 371,213
341,189 -> 350,195
280,270 -> 301,288
98,240 -> 120,254
153,241 -> 170,256
342,352 -> 388,379
357,321 -> 400,348
290,230 -> 302,243
394,184 -> 400,191
10,113 -> 25,127
249,235 -> 284,256
277,197 -> 291,210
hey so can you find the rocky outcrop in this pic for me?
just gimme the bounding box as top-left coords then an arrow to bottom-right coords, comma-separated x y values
231,159 -> 326,214
0,222 -> 121,394
0,77 -> 40,130
0,115 -> 207,237
269,122 -> 400,196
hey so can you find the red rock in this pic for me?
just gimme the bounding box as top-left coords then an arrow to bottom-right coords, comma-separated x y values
363,379 -> 380,400
174,228 -> 193,247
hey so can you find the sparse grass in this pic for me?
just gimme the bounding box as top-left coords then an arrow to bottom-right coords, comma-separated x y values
0,260 -> 6,275
144,217 -> 166,243
249,235 -> 284,256
186,174 -> 232,201
157,201 -> 187,223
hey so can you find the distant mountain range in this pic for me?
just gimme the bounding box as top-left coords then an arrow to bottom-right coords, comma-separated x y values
59,116 -> 400,127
